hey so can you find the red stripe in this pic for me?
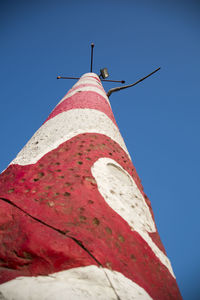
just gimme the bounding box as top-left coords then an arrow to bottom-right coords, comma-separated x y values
45,91 -> 117,125
63,79 -> 105,99
0,133 -> 181,300
0,200 -> 97,284
65,84 -> 105,97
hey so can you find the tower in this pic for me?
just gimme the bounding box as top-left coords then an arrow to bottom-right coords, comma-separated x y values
0,72 -> 182,299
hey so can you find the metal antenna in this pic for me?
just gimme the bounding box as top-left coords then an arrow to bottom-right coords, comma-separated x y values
57,43 -> 125,83
107,67 -> 161,97
90,43 -> 94,72
57,44 -> 160,89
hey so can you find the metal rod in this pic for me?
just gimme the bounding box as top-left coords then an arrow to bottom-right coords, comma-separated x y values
90,43 -> 94,72
57,76 -> 125,84
127,67 -> 161,87
107,67 -> 161,97
102,79 -> 125,83
57,76 -> 80,80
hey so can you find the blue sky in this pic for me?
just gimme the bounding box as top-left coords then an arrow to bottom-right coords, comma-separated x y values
1,1 -> 200,298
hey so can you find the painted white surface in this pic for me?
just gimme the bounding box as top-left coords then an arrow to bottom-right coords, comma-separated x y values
80,72 -> 101,81
11,109 -> 130,166
72,79 -> 103,88
0,265 -> 153,300
91,158 -> 175,277
57,73 -> 111,106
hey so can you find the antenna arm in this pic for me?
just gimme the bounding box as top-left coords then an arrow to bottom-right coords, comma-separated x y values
107,67 -> 161,98
107,86 -> 127,97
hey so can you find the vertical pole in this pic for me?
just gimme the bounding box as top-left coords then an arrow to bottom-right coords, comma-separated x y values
90,43 -> 94,72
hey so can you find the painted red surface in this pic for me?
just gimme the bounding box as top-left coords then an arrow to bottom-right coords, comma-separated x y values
0,199 -> 96,283
0,74 -> 182,299
0,133 -> 182,300
61,76 -> 104,100
70,83 -> 104,91
45,91 -> 117,125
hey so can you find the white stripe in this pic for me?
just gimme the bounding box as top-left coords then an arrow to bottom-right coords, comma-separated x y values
91,158 -> 175,277
71,73 -> 103,90
58,73 -> 111,106
11,109 -> 130,166
58,85 -> 111,106
139,230 -> 175,277
92,158 -> 156,233
72,79 -> 103,88
0,265 -> 153,300
80,72 -> 100,80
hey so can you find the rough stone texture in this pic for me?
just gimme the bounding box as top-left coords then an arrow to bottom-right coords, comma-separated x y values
0,73 -> 182,299
91,157 -> 174,275
0,266 -> 153,300
11,109 -> 129,166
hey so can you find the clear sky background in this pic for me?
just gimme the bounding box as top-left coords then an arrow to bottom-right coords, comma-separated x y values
1,1 -> 200,299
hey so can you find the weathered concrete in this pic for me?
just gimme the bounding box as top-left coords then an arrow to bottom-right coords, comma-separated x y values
0,73 -> 182,299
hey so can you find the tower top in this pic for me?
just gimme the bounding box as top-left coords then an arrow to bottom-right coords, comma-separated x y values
57,43 -> 161,97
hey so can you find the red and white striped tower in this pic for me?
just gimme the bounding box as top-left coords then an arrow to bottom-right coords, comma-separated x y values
0,73 -> 182,299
